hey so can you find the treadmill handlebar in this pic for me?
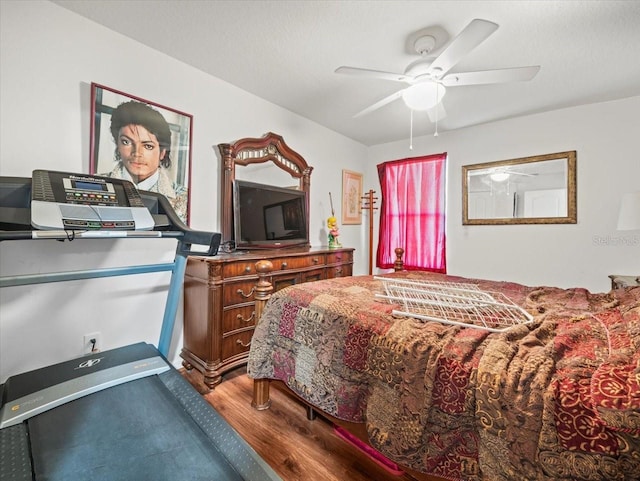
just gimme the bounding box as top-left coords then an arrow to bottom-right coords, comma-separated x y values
149,192 -> 220,256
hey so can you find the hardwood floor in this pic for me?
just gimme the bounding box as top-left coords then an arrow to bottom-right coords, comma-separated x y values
182,367 -> 429,481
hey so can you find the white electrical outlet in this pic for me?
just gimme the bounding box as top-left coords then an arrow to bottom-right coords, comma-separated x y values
83,332 -> 102,354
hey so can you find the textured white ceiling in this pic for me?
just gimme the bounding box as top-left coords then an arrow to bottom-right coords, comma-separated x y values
53,0 -> 640,146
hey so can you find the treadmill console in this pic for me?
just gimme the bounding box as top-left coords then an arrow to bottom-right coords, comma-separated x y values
31,169 -> 154,230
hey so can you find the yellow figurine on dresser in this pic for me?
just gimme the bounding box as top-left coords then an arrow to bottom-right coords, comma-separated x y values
327,192 -> 342,248
327,215 -> 341,248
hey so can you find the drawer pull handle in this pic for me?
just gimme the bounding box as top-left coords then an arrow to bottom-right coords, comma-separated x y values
237,311 -> 256,323
335,255 -> 342,261
244,266 -> 252,273
281,262 -> 288,269
312,257 -> 319,264
236,339 -> 252,348
237,287 -> 255,298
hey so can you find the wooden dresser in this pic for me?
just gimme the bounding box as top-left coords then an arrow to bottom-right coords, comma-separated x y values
181,246 -> 354,388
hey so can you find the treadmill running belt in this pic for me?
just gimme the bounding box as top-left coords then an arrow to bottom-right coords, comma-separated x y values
29,375 -> 242,481
11,368 -> 279,481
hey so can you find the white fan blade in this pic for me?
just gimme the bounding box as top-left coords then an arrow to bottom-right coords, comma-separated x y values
353,89 -> 406,118
428,19 -> 499,78
426,103 -> 447,123
335,66 -> 410,83
442,66 -> 540,86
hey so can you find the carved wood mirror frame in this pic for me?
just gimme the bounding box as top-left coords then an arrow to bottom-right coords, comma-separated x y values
218,132 -> 313,243
462,150 -> 577,225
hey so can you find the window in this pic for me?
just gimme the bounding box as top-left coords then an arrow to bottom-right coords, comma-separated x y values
376,153 -> 447,272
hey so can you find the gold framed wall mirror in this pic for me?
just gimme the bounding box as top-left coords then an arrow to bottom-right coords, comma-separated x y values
462,151 -> 577,225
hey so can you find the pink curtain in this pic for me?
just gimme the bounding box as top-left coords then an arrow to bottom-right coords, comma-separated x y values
376,153 -> 447,272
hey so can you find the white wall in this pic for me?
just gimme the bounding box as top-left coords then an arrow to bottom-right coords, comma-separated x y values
366,97 -> 640,292
0,1 -> 368,382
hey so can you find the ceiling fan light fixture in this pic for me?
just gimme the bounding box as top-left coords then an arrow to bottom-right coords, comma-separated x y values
402,82 -> 446,111
490,172 -> 510,182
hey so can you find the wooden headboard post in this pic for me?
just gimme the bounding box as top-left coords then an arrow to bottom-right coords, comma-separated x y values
394,248 -> 405,272
218,132 -> 313,245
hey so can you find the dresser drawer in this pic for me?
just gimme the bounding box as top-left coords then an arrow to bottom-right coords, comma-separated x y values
222,260 -> 259,278
223,279 -> 257,305
301,267 -> 325,283
327,264 -> 352,278
222,304 -> 256,333
327,251 -> 352,265
270,254 -> 324,271
222,329 -> 254,360
221,253 -> 326,277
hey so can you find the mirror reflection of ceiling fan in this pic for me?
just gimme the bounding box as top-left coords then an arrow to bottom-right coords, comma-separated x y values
469,168 -> 538,183
336,19 -> 540,125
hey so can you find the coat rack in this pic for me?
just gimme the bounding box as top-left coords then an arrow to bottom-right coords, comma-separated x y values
360,189 -> 378,275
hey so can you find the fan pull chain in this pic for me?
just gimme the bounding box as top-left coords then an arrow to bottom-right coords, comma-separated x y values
409,109 -> 414,150
434,84 -> 440,137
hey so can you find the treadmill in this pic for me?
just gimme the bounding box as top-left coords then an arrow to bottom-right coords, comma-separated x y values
0,172 -> 281,481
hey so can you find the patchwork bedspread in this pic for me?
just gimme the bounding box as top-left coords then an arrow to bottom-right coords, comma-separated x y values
247,271 -> 640,480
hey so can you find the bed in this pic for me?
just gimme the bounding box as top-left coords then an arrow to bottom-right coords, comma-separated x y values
247,265 -> 640,481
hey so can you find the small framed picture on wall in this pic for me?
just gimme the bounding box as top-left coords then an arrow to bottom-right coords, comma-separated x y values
89,83 -> 193,224
342,169 -> 362,225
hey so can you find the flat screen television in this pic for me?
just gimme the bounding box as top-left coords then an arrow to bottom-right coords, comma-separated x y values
233,179 -> 308,249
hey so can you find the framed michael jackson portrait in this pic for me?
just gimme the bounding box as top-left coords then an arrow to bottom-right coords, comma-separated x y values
89,83 -> 193,224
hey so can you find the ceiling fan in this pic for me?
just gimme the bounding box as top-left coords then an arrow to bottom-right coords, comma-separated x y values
336,19 -> 540,124
469,167 -> 538,183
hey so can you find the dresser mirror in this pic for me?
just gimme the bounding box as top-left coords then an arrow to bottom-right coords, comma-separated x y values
235,162 -> 298,188
218,132 -> 313,243
462,151 -> 577,225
